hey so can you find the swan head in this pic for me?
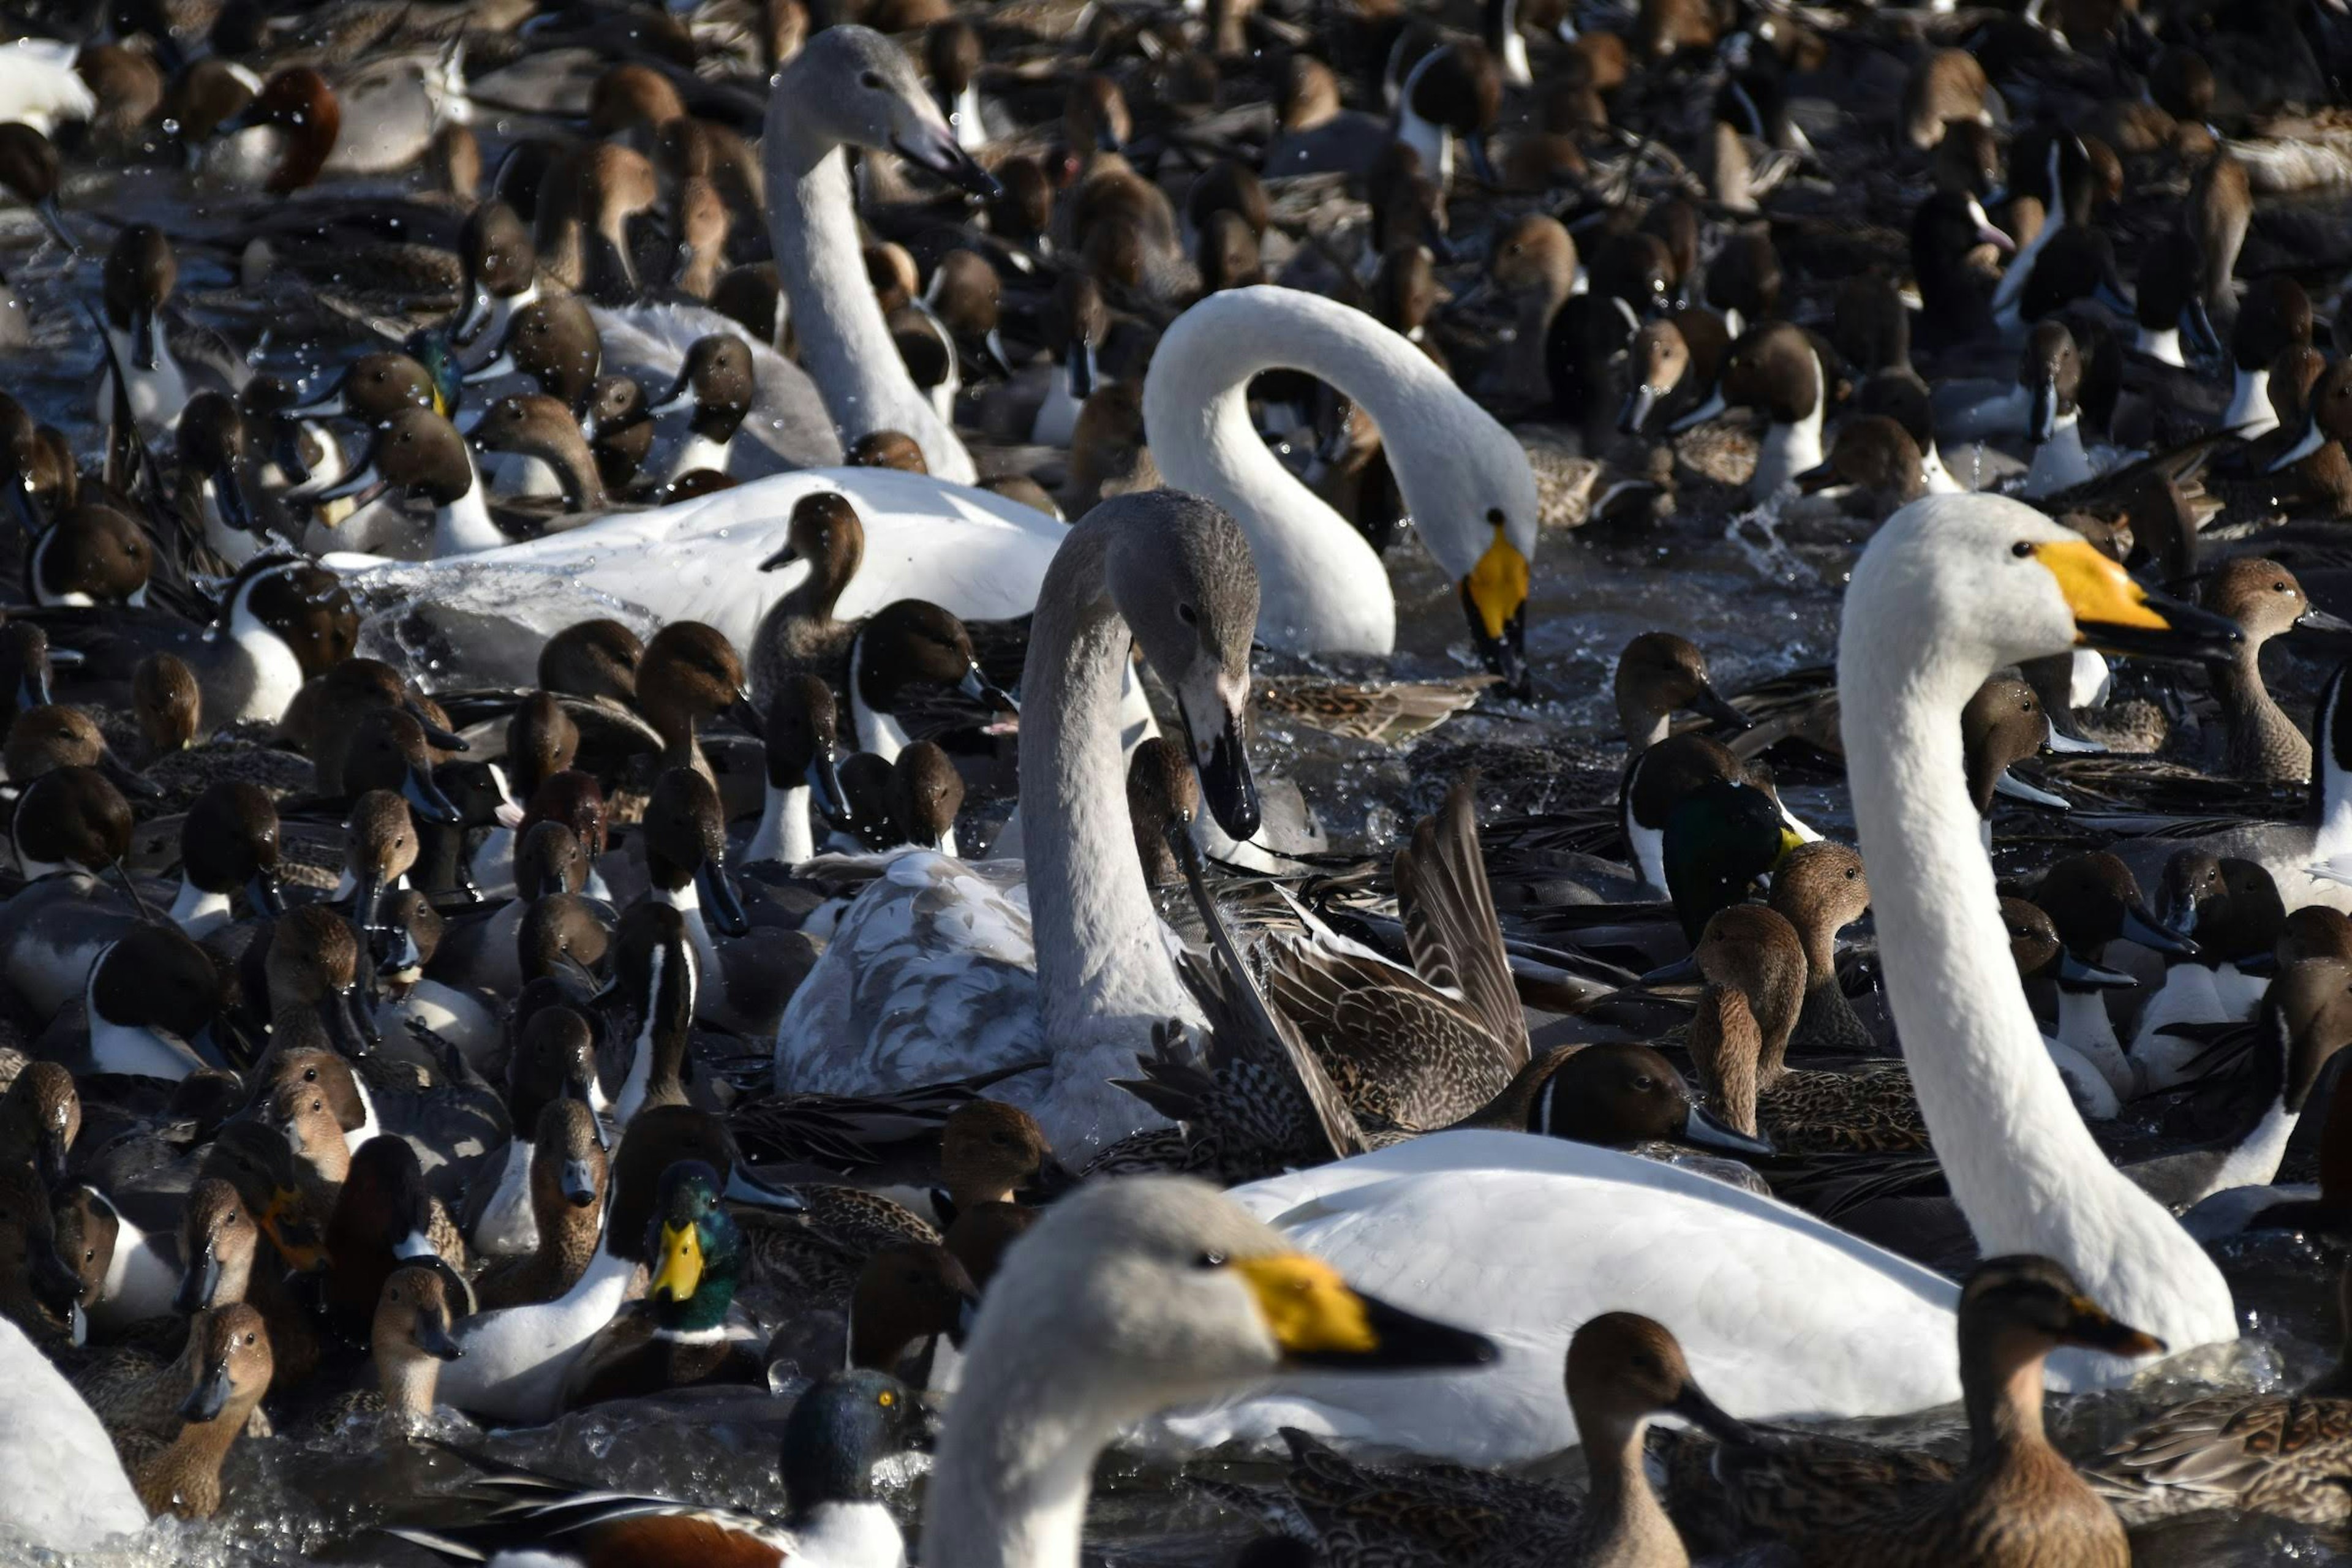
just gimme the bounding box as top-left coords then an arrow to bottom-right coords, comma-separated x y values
1104,491 -> 1263,843
785,26 -> 1000,200
1846,497 -> 2242,688
959,1177 -> 1495,1410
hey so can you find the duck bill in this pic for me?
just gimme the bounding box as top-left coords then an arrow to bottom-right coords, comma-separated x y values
2120,901 -> 2198,956
1689,682 -> 1752,731
2034,539 -> 2243,666
453,280 -> 494,345
649,368 -> 698,418
2056,949 -> 2136,987
956,661 -> 1019,723
1680,1101 -> 1774,1157
650,1220 -> 704,1302
246,867 -> 285,918
758,541 -> 800,572
402,763 -> 463,826
34,198 -> 75,257
1637,953 -> 1701,987
95,744 -> 162,800
353,870 -> 389,938
30,1238 -> 80,1319
1466,135 -> 1500,187
560,1159 -> 600,1208
978,328 -> 1014,381
2029,384 -> 2058,445
1238,1254 -> 1498,1370
462,347 -> 518,385
269,420 -> 316,489
2183,296 -> 2222,361
304,460 -> 390,513
212,461 -> 259,538
415,1313 -> 463,1361
721,1164 -> 807,1213
36,1126 -> 67,1189
2299,606 -> 2352,635
1066,343 -> 1095,402
695,860 -> 750,938
2060,1295 -> 2166,1358
181,1360 -> 235,1424
287,385 -> 347,420
1668,386 -> 1727,432
403,699 -> 470,752
16,654 -> 52,712
323,982 -> 381,1055
1667,1381 -> 1757,1444
1177,683 -> 1260,843
806,748 -> 852,821
1991,769 -> 2070,811
1618,382 -> 1660,437
1020,1156 -> 1080,1202
1968,198 -> 2015,254
129,303 -> 162,373
176,1242 -> 222,1314
2268,420 -> 2326,472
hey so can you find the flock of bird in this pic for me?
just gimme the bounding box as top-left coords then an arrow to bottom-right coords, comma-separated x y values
1,0 -> 2352,1561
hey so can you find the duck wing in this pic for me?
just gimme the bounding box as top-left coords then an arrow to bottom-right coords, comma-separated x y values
2085,1393 -> 2352,1525
1394,774 -> 1528,1069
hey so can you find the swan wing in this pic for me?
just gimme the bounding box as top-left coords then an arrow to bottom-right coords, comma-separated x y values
1140,1129 -> 1966,1464
590,300 -> 843,472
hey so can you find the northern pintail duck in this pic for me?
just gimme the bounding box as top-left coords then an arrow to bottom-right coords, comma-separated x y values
307,1261 -> 462,1433
2128,853 -> 2284,1089
117,1303 -> 273,1519
1671,320 -> 1831,501
96,223 -> 187,437
473,1098 -> 608,1310
1698,1254 -> 2160,1567
468,1002 -> 602,1259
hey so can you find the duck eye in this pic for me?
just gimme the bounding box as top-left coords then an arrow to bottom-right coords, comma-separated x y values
2011,541 -> 2034,558
1844,869 -> 1856,880
1631,1075 -> 1656,1091
1177,603 -> 1198,626
2277,582 -> 2291,592
878,1390 -> 896,1407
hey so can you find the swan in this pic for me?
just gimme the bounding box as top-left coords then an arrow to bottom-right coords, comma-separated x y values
1141,496 -> 2246,1464
772,490 -> 1262,1155
763,26 -> 998,484
925,1177 -> 1495,1568
320,467 -> 1068,685
1143,285 -> 1542,692
0,1316 -> 146,1550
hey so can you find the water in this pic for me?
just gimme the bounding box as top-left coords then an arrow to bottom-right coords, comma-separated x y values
9,110 -> 2352,1568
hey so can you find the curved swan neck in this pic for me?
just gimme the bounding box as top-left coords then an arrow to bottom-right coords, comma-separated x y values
1840,575 -> 2234,1352
1016,518 -> 1186,1066
764,68 -> 977,485
1144,288 -> 1403,656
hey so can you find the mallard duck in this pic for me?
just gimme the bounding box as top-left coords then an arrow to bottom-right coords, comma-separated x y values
560,1159 -> 763,1409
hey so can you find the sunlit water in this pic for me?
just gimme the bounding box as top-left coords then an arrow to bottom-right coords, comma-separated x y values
6,133 -> 2352,1568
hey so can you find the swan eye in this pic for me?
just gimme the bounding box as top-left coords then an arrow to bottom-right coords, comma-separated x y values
2010,541 -> 2034,559
860,70 -> 884,89
1195,1250 -> 1227,1269
1486,508 -> 1505,526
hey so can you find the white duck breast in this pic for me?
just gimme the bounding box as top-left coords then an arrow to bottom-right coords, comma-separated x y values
472,1136 -> 539,1256
436,1240 -> 638,1421
0,39 -> 94,134
326,468 -> 1068,678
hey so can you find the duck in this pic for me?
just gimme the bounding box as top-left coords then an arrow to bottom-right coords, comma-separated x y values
1148,495 -> 2244,1463
307,1262 -> 464,1433
561,1158 -> 762,1408
390,1367 -> 933,1568
1670,321 -> 1831,502
1143,285 -> 1540,693
475,1100 -> 609,1312
772,490 -> 1261,1155
2087,1256 -> 2352,1525
94,223 -> 188,438
118,1303 -> 273,1520
469,1006 -> 602,1259
925,1177 -> 1494,1568
744,674 -> 852,868
1700,1254 -> 2161,1567
1245,1313 -> 1749,1568
435,1104 -> 802,1425
2125,853 -> 2284,1088
1768,840 -> 1874,1054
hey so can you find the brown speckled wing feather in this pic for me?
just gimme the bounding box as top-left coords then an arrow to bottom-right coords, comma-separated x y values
1393,775 -> 1528,1068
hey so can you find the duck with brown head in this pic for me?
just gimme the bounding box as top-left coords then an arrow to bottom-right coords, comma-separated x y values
96,222 -> 186,436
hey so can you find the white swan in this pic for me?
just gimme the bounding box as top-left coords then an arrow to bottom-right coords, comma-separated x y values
323,467 -> 1066,684
763,27 -> 998,484
925,1177 -> 1495,1568
1144,286 -> 1541,690
0,1316 -> 146,1550
772,491 -> 1263,1155
1142,496 -> 2245,1464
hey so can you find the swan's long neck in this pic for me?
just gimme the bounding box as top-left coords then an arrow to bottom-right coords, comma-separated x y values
1839,612 -> 2236,1354
1018,521 -> 1189,1087
1143,289 -> 1402,657
765,96 -> 976,484
924,1329 -> 1125,1568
